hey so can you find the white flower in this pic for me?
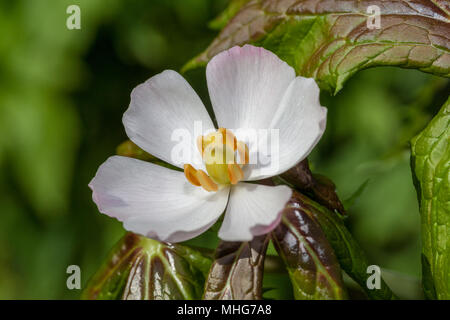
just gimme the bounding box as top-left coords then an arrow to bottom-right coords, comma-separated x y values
89,45 -> 327,243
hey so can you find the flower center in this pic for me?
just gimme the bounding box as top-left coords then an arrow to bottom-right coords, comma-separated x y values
184,128 -> 249,192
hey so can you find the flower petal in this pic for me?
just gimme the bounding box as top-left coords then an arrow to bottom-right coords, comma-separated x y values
123,70 -> 215,169
206,45 -> 295,130
245,77 -> 327,180
89,156 -> 230,242
218,183 -> 292,241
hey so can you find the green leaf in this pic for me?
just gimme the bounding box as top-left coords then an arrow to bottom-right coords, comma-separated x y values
272,192 -> 348,300
81,232 -> 211,300
203,235 -> 269,299
411,97 -> 450,299
288,191 -> 397,299
184,0 -> 449,94
208,0 -> 253,30
421,254 -> 437,299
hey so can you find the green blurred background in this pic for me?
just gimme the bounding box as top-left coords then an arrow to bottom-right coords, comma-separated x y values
0,0 -> 448,299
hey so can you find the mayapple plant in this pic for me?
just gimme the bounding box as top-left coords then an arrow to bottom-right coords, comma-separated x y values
83,0 -> 449,300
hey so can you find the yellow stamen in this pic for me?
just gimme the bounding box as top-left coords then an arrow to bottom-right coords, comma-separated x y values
184,164 -> 201,186
237,141 -> 249,165
186,128 -> 249,191
184,164 -> 218,192
195,169 -> 218,192
227,163 -> 244,185
197,131 -> 220,156
218,127 -> 237,151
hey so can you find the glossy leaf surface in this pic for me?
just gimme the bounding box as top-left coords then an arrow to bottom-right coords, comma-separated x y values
184,0 -> 449,93
272,192 -> 347,299
203,235 -> 269,299
411,98 -> 450,299
81,233 -> 211,300
280,191 -> 397,299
